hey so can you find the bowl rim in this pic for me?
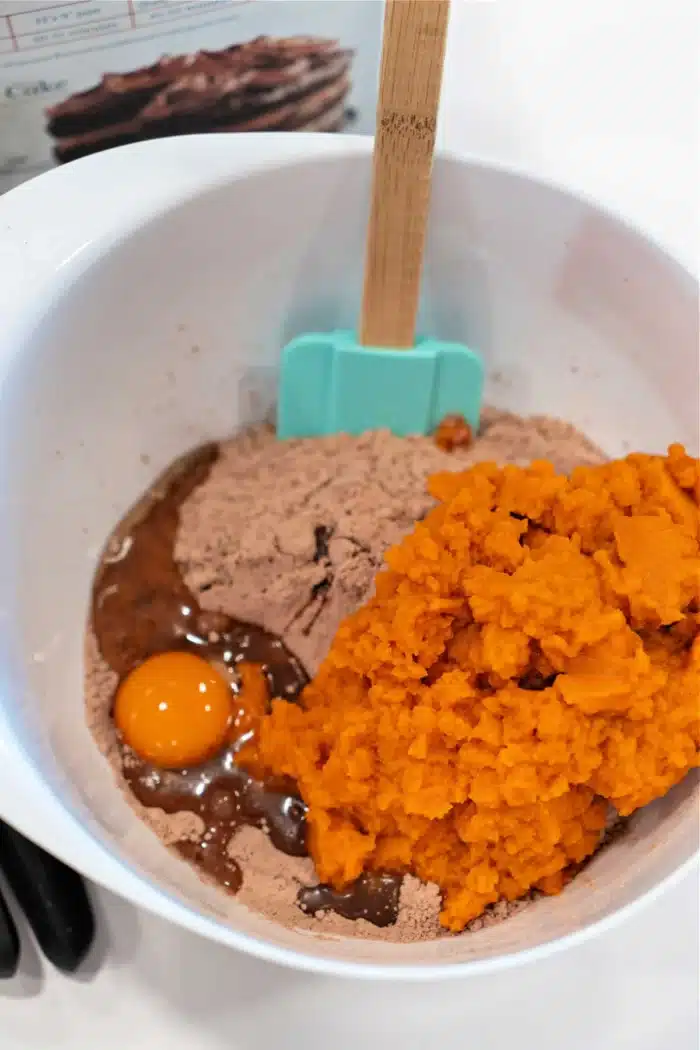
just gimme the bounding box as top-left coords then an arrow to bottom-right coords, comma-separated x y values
0,133 -> 697,980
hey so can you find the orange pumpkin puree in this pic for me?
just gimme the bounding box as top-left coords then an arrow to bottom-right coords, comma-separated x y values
241,445 -> 700,931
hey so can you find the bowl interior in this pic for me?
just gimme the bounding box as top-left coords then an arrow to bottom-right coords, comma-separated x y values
0,152 -> 697,971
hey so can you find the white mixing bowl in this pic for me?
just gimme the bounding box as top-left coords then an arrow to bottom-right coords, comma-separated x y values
0,134 -> 697,980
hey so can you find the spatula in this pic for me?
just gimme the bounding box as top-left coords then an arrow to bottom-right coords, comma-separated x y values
278,0 -> 483,440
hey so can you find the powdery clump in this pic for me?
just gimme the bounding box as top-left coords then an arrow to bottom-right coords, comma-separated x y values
243,444 -> 700,932
175,411 -> 604,675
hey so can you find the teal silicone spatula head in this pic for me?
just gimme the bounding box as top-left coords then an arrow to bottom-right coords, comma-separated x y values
278,0 -> 483,440
278,332 -> 483,438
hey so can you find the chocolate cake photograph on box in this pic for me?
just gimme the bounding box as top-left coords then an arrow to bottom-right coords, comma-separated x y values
46,35 -> 355,164
0,0 -> 382,191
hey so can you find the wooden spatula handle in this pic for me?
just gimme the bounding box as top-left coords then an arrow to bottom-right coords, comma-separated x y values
359,0 -> 450,349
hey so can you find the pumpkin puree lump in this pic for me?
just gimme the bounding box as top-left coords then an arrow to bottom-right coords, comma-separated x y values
241,445 -> 700,932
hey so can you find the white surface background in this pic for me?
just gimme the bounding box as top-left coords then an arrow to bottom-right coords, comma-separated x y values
2,1 -> 699,1047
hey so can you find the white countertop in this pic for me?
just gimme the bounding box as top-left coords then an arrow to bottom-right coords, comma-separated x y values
2,2 -> 699,1047
4,873 -> 699,1050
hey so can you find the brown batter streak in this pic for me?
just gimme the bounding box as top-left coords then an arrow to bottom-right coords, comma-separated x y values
298,873 -> 401,927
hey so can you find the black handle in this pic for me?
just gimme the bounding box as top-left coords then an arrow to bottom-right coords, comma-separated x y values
0,820 -> 95,974
0,882 -> 20,979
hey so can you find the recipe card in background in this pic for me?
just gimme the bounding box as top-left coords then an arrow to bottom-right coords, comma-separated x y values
0,0 -> 383,192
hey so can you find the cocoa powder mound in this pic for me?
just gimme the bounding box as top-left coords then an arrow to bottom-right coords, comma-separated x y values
85,411 -> 605,942
175,410 -> 603,675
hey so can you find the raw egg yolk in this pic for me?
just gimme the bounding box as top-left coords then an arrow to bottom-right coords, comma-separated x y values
114,651 -> 233,768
